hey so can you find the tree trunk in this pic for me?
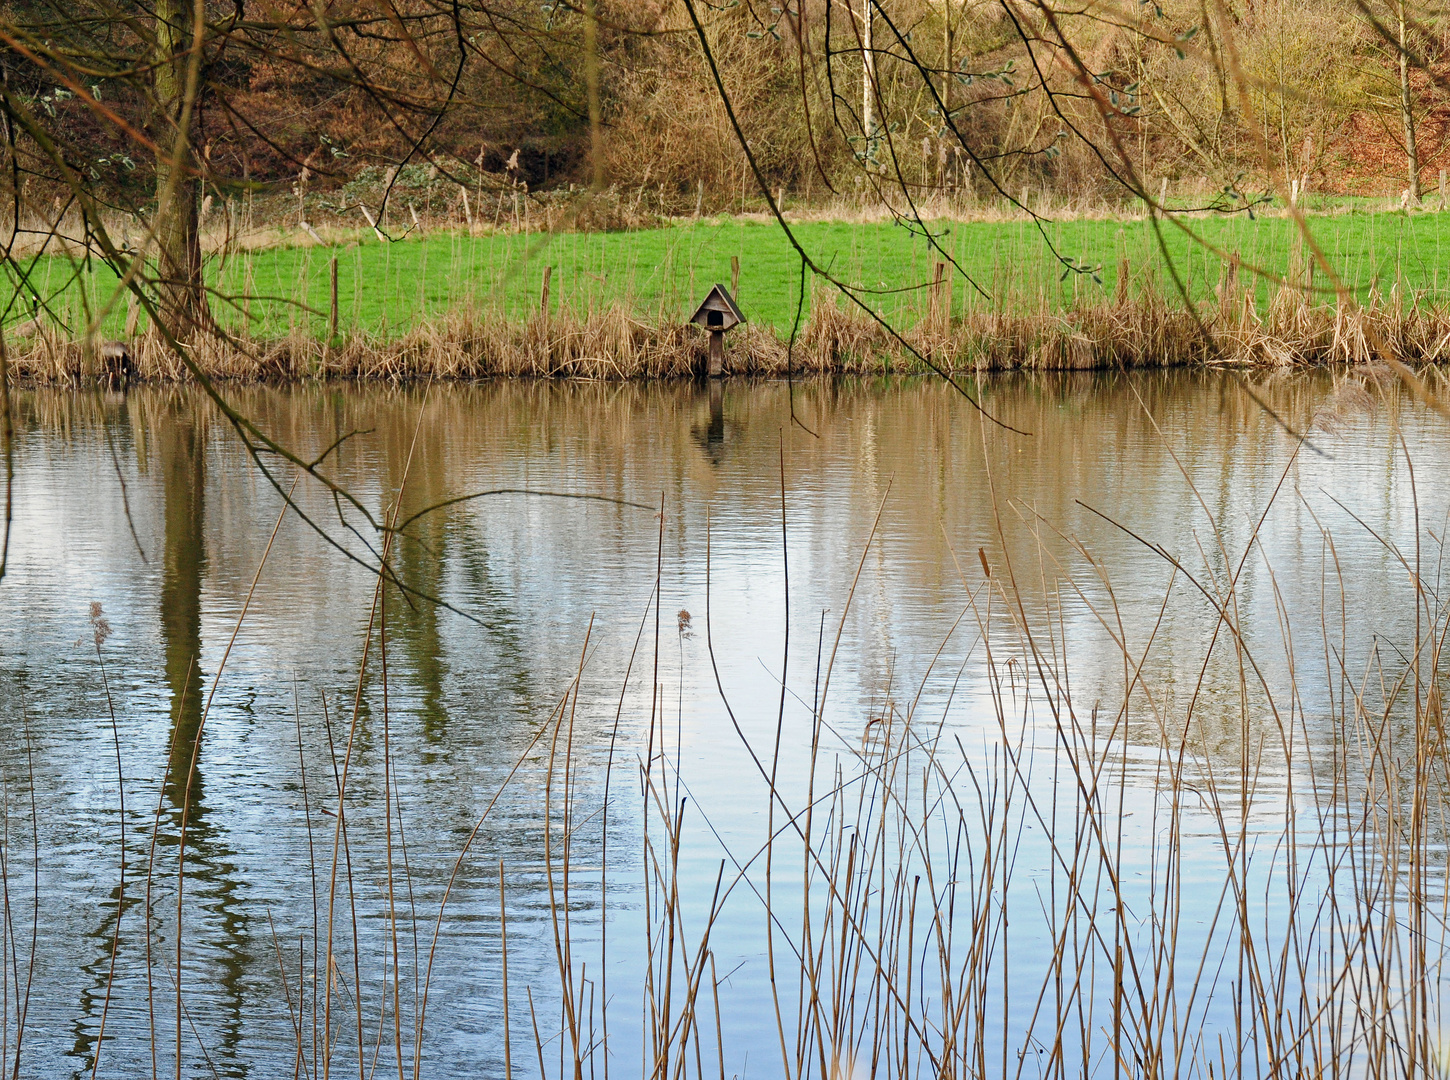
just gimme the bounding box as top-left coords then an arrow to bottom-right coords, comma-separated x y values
862,0 -> 874,139
1400,0 -> 1421,202
941,0 -> 952,120
153,0 -> 208,337
584,0 -> 604,190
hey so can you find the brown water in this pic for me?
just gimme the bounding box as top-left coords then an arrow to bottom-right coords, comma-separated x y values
0,371 -> 1440,1077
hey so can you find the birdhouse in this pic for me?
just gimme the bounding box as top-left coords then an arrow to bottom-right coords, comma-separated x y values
689,284 -> 745,377
690,284 -> 744,332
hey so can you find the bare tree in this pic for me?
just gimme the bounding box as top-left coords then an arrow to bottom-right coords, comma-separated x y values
1398,0 -> 1421,201
152,0 -> 208,333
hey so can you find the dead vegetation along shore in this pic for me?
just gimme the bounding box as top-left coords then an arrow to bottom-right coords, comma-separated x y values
8,281 -> 1450,382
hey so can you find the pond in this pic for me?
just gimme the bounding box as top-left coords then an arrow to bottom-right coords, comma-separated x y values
0,371 -> 1444,1079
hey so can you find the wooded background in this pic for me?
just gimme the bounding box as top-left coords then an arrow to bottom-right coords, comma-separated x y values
0,0 -> 1445,340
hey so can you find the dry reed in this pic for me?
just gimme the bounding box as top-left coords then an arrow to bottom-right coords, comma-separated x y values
9,278 -> 1450,385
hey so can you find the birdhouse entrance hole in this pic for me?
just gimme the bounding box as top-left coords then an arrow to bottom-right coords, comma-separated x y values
707,310 -> 723,327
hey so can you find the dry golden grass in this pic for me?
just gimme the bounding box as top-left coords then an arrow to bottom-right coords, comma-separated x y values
10,274 -> 1450,384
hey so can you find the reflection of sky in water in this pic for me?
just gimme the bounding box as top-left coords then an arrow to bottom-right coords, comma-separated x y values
0,372 -> 1444,1077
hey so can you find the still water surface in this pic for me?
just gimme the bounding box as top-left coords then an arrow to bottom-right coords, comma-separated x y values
0,372 -> 1442,1077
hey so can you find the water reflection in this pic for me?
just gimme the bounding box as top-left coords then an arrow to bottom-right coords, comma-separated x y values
155,392 -> 249,1074
692,381 -> 727,463
0,371 -> 1445,1077
385,413 -> 452,740
159,390 -> 207,804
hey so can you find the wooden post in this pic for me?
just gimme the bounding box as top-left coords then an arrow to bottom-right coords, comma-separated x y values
730,256 -> 740,297
1439,168 -> 1446,211
358,205 -> 386,243
708,330 -> 724,378
932,261 -> 948,325
540,265 -> 552,319
1159,176 -> 1168,210
329,256 -> 339,339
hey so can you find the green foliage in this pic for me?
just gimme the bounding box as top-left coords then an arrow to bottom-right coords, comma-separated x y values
339,164 -> 455,209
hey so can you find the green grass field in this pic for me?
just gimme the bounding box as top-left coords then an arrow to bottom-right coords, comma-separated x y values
12,208 -> 1450,341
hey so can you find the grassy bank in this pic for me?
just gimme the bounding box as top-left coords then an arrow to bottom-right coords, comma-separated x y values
9,208 -> 1450,379
10,284 -> 1449,382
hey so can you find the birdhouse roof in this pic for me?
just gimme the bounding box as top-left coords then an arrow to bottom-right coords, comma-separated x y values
689,284 -> 745,330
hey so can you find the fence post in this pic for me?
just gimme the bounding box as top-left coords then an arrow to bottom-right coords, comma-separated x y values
932,261 -> 948,325
329,256 -> 339,340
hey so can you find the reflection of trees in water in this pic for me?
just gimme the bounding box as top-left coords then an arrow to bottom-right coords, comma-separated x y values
380,400 -> 535,747
66,396 -> 142,1071
23,372 -> 1450,1073
63,393 -> 246,1073
159,393 -> 206,805
246,374 -> 1405,776
150,394 -> 249,1074
384,415 -> 451,742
